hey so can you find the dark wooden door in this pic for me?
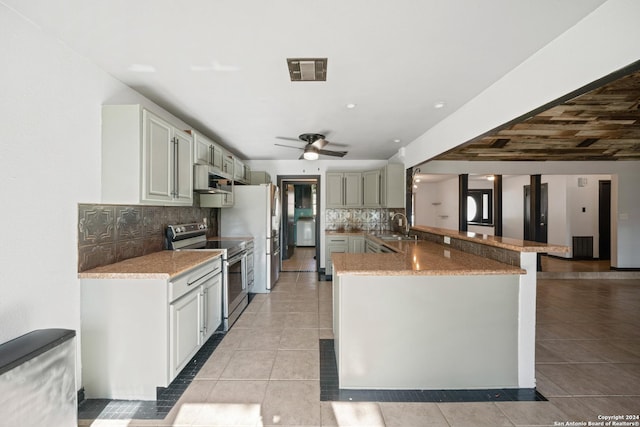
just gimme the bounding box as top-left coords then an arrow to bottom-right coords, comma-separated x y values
598,180 -> 611,260
524,183 -> 548,243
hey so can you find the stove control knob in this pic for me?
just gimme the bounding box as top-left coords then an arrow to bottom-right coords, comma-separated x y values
175,227 -> 182,233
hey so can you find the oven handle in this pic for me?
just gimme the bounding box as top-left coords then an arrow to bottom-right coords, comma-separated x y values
226,251 -> 247,266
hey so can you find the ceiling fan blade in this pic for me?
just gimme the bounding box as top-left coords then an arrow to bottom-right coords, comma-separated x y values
311,138 -> 329,149
298,153 -> 305,160
275,143 -> 303,150
275,136 -> 304,143
325,141 -> 349,148
318,149 -> 347,157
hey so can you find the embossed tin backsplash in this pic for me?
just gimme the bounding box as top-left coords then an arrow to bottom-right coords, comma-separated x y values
325,208 -> 404,233
78,204 -> 218,272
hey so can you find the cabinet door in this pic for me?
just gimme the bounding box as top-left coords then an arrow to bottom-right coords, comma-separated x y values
326,173 -> 344,207
385,164 -> 405,208
344,173 -> 362,207
350,236 -> 365,253
212,144 -> 223,170
175,129 -> 194,204
234,158 -> 243,181
326,245 -> 348,276
143,111 -> 173,202
193,133 -> 212,165
202,273 -> 222,342
170,290 -> 201,378
362,170 -> 381,207
223,156 -> 234,177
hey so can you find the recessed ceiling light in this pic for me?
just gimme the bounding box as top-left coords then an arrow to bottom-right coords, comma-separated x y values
346,103 -> 357,109
393,139 -> 401,143
434,101 -> 445,109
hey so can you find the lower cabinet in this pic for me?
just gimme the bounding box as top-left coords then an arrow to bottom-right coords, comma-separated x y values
170,288 -> 202,379
81,256 -> 222,400
325,234 -> 365,277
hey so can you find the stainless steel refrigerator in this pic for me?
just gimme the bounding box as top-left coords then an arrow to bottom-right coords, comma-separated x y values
221,184 -> 281,293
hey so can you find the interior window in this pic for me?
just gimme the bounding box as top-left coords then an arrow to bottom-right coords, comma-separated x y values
467,189 -> 493,225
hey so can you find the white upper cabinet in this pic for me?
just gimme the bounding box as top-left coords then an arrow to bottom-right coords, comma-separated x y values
326,172 -> 363,208
192,130 -> 227,176
102,105 -> 193,206
381,163 -> 405,208
362,169 -> 381,207
193,131 -> 213,165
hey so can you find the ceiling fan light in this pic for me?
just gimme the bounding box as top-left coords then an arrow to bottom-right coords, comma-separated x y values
303,151 -> 319,160
303,145 -> 319,160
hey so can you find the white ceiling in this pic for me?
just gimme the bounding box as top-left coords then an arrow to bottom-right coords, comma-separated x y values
5,0 -> 607,160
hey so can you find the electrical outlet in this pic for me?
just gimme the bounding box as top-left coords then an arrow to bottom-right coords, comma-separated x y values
444,236 -> 451,244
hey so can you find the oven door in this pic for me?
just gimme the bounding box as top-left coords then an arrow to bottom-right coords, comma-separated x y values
224,251 -> 247,329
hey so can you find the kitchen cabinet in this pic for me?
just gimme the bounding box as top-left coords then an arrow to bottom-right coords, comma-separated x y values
350,236 -> 365,253
200,189 -> 234,208
222,155 -> 234,177
325,235 -> 349,277
362,170 -> 381,207
170,286 -> 201,378
231,156 -> 250,184
380,163 -> 405,208
326,165 -> 404,209
325,234 -> 364,276
251,171 -> 272,184
81,256 -> 222,400
326,172 -> 362,208
193,130 -> 213,165
192,131 -> 225,174
102,105 -> 193,206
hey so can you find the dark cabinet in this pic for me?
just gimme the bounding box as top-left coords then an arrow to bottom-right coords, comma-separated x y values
294,185 -> 312,209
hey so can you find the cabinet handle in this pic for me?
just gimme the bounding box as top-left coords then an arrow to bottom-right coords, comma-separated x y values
171,137 -> 179,198
343,177 -> 346,205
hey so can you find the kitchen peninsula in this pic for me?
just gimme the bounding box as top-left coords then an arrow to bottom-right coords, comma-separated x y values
331,227 -> 567,391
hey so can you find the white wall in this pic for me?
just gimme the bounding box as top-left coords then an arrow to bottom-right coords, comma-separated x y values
413,182 -> 438,226
566,175 -> 611,258
502,175 -> 529,240
0,4 -> 199,384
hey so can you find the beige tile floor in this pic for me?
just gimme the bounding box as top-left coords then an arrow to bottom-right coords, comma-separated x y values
281,247 -> 317,272
80,273 -> 640,427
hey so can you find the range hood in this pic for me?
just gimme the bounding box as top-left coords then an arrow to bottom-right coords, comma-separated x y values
193,164 -> 233,194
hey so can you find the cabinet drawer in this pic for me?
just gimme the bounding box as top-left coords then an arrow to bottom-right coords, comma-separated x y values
170,257 -> 221,302
327,236 -> 349,245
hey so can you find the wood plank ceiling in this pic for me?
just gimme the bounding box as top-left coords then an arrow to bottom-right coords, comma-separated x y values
434,64 -> 640,161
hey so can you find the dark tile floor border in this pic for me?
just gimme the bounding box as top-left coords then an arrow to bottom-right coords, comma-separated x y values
77,325 -> 547,421
319,339 -> 547,403
77,331 -> 225,420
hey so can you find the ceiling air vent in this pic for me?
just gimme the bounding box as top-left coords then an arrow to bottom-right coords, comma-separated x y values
287,58 -> 327,81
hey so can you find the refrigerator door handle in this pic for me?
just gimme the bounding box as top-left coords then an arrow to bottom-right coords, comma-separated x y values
266,237 -> 271,255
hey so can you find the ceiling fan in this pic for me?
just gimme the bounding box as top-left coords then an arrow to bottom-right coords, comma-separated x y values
275,133 -> 348,160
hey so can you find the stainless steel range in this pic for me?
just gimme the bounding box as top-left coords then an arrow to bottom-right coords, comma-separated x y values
166,222 -> 250,330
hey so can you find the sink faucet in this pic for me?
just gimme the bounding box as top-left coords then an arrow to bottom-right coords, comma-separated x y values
390,212 -> 410,236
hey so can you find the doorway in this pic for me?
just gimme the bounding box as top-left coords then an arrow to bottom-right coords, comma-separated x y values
277,175 -> 320,272
523,183 -> 548,243
598,180 -> 611,260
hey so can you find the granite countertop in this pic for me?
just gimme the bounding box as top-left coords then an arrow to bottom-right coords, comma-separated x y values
332,239 -> 525,276
325,230 -> 369,236
411,225 -> 569,253
78,250 -> 223,280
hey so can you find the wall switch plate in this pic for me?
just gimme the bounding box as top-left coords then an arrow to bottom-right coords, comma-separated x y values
444,236 -> 451,244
